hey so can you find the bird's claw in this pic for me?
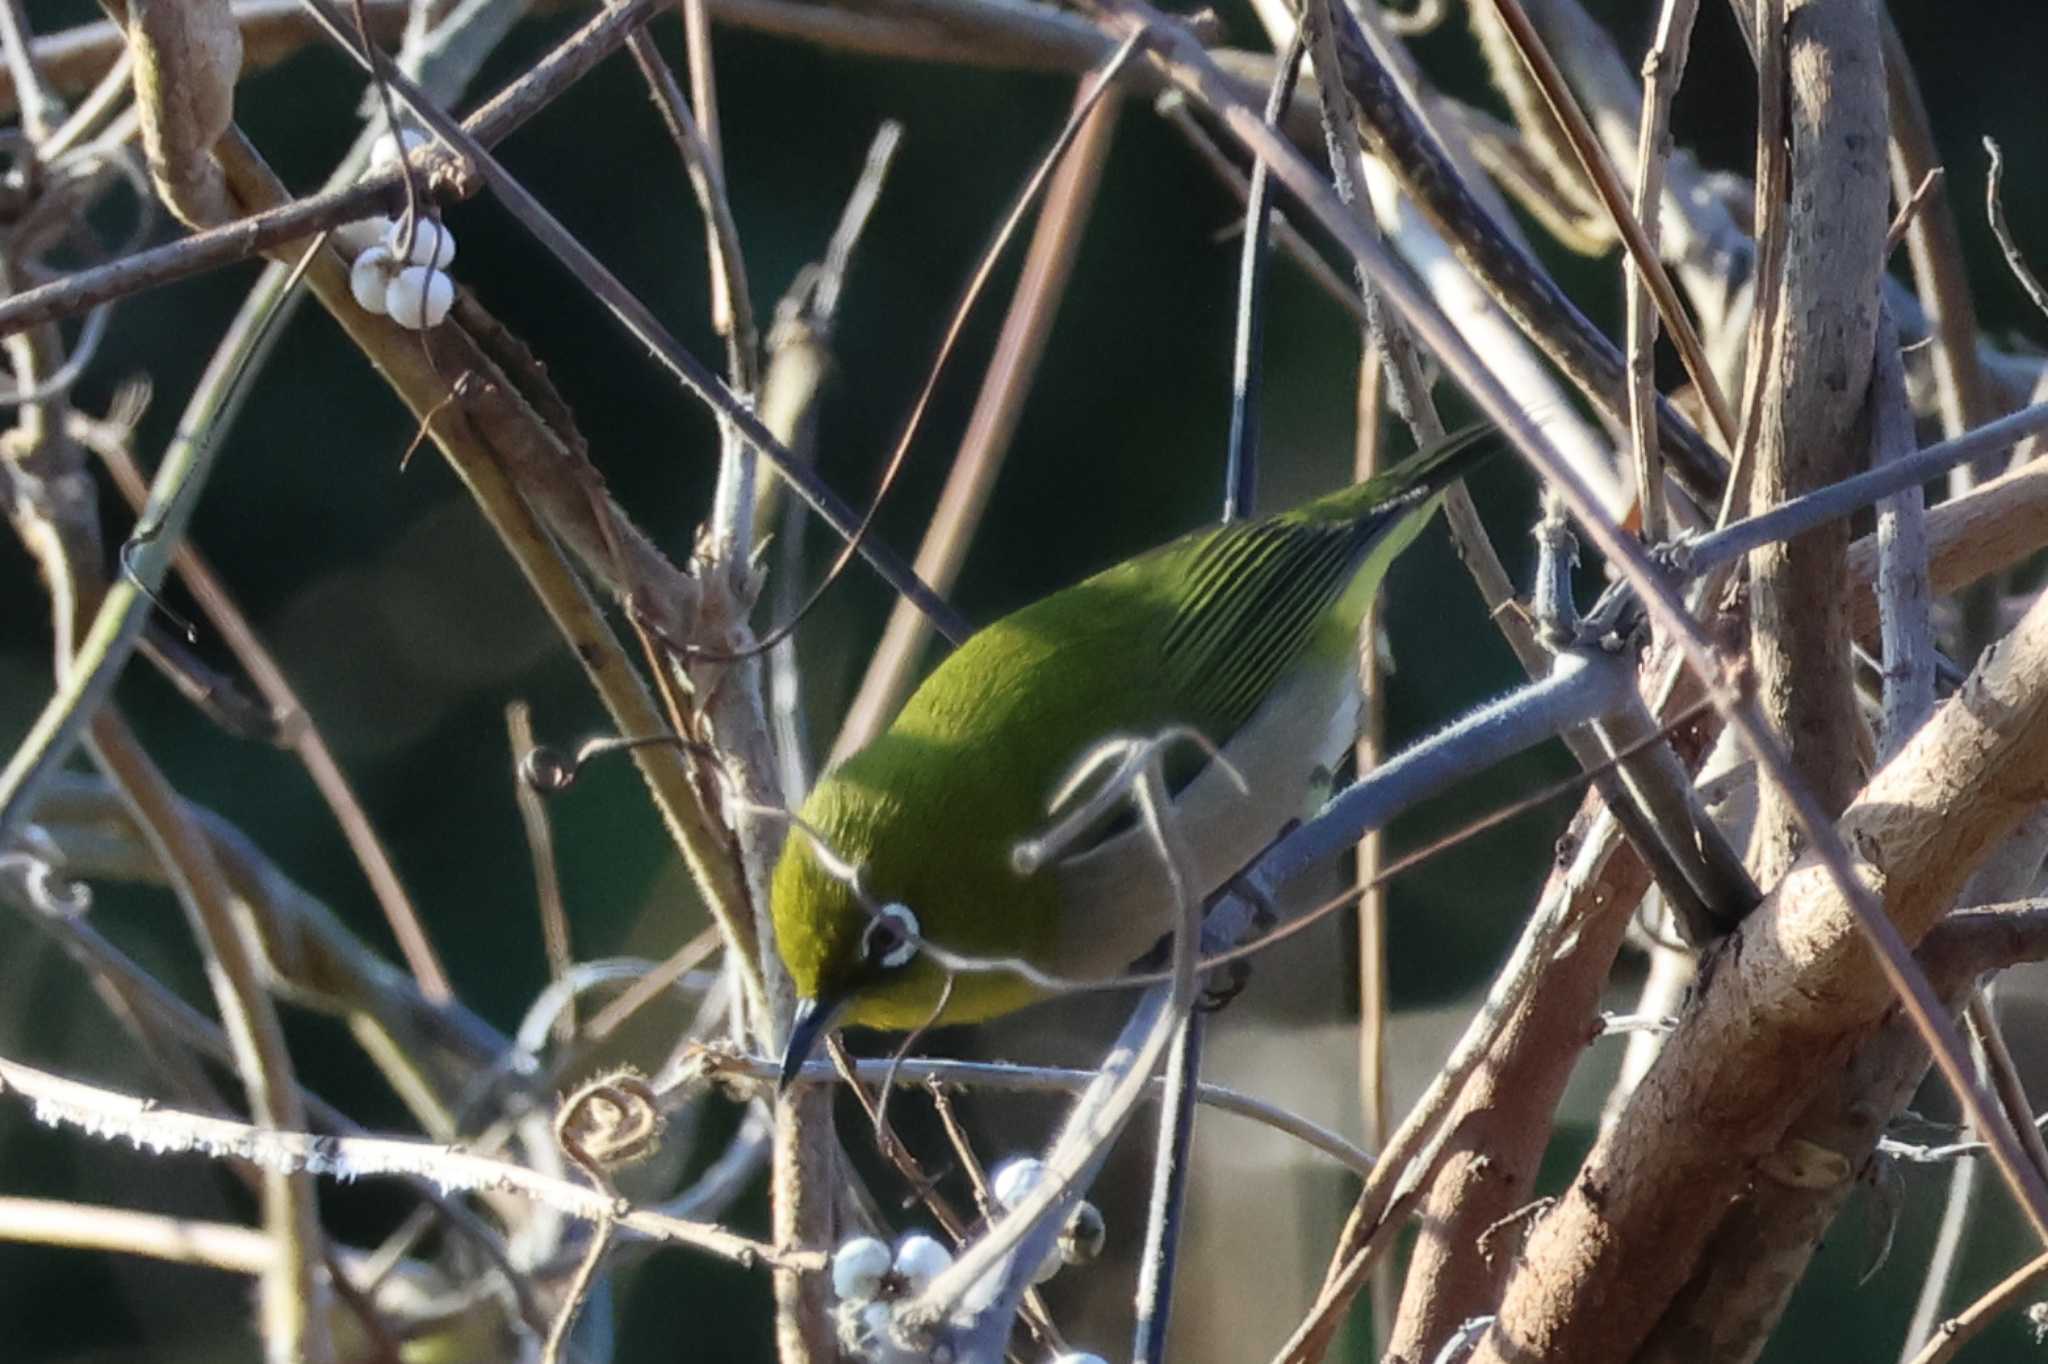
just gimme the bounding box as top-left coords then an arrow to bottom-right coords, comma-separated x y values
1196,959 -> 1251,1013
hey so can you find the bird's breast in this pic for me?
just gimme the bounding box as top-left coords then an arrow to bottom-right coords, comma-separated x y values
1044,659 -> 1362,978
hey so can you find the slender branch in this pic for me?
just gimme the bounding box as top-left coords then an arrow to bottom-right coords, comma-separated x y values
0,1197 -> 374,1278
830,78 -> 1119,763
1483,0 -> 1734,447
508,702 -> 575,1043
88,715 -> 332,1364
1130,986 -> 1203,1364
1221,33 -> 1305,521
1625,0 -> 1702,544
1691,400 -> 2048,575
1881,17 -> 1997,446
83,415 -> 452,1003
1903,1247 -> 2048,1364
1985,138 -> 2048,324
711,1051 -> 1374,1172
1871,306 -> 1935,760
1382,791 -> 1647,1363
0,1055 -> 803,1268
1280,770 -> 1645,1363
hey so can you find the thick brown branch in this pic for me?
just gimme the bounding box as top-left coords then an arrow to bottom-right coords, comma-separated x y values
1746,0 -> 1891,881
1383,802 -> 1644,1363
1477,585 -> 2048,1363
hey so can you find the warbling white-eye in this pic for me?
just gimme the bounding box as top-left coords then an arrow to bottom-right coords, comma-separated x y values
773,424 -> 1501,1085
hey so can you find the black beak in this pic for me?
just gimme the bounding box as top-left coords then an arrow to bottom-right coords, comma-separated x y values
777,994 -> 843,1095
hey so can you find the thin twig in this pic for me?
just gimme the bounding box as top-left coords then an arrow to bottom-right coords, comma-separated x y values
1222,31 -> 1305,520
1624,0 -> 1702,543
1985,137 -> 2048,324
0,1054 -> 804,1268
88,717 -> 333,1363
1899,1121 -> 1985,1361
1902,1246 -> 2048,1364
830,75 -> 1120,762
1687,400 -> 2048,574
0,1197 -> 375,1277
1483,0 -> 1734,448
1872,305 -> 1935,759
708,1052 -> 1375,1172
1131,1012 -> 1203,1364
541,1217 -> 615,1364
509,702 -> 576,1044
0,0 -> 58,141
84,418 -> 453,1002
1351,345 -> 1396,1357
1968,996 -> 2048,1183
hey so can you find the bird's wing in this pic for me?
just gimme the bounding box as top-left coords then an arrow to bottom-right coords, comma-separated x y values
1155,511 -> 1386,744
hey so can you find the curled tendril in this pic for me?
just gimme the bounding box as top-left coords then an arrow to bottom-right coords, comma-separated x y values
555,1068 -> 665,1175
518,744 -> 579,794
517,732 -> 715,794
0,846 -> 92,917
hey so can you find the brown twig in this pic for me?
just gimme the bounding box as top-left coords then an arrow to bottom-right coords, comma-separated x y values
87,716 -> 334,1363
1720,0 -> 1789,529
1624,0 -> 1703,544
830,75 -> 1120,762
1482,0 -> 1735,449
82,418 -> 454,1002
1985,137 -> 2048,325
509,703 -> 576,1044
1381,790 -> 1648,1363
1879,14 -> 1997,449
1903,1246 -> 2048,1364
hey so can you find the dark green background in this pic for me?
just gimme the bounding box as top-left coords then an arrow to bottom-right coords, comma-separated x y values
3,1 -> 2046,1359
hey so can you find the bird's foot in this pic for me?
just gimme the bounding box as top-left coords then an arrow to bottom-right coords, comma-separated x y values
1197,959 -> 1251,1013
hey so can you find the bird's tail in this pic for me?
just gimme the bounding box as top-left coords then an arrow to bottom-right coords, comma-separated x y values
1376,420 -> 1503,504
1297,420 -> 1503,526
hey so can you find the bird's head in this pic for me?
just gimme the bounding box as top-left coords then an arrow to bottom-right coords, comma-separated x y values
769,746 -> 1061,1090
771,832 -> 945,1089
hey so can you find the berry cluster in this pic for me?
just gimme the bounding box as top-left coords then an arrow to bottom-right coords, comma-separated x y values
348,130 -> 457,330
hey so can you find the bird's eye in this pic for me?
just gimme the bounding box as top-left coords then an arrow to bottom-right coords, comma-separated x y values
861,902 -> 920,970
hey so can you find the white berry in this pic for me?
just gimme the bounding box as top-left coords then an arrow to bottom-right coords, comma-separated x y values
891,1233 -> 953,1293
384,217 -> 455,269
386,266 -> 453,329
1030,1243 -> 1063,1285
1051,1354 -> 1109,1364
349,245 -> 396,315
831,1236 -> 892,1302
990,1157 -> 1046,1209
369,128 -> 427,169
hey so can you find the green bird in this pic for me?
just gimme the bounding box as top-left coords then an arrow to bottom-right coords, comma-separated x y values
773,424 -> 1500,1084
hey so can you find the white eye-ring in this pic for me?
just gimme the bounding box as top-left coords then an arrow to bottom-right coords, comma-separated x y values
861,902 -> 920,970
